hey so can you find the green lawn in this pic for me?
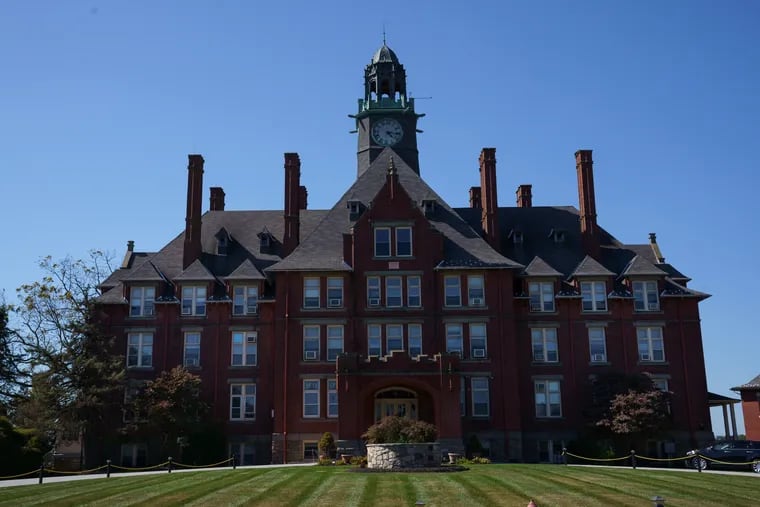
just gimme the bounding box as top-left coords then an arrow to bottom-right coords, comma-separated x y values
0,464 -> 757,507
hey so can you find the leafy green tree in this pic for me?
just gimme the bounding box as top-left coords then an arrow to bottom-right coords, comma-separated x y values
0,302 -> 30,411
129,366 -> 208,460
12,251 -> 125,464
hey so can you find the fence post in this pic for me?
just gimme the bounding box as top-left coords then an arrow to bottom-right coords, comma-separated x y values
167,457 -> 173,474
630,450 -> 636,470
232,453 -> 237,470
106,459 -> 111,478
562,448 -> 568,466
38,462 -> 44,485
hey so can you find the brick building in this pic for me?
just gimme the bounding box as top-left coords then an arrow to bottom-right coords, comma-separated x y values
95,43 -> 713,466
733,374 -> 760,440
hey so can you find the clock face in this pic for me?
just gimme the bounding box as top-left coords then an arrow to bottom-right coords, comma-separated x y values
371,118 -> 404,146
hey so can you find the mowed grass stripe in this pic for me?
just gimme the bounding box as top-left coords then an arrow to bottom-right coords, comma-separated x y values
534,467 -> 655,506
251,467 -> 330,506
409,471 -> 481,506
183,468 -> 292,507
362,473 -> 409,506
125,470 -> 254,507
447,472 -> 505,506
356,473 -> 378,507
307,470 -> 367,507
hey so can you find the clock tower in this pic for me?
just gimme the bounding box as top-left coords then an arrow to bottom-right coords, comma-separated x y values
351,43 -> 424,177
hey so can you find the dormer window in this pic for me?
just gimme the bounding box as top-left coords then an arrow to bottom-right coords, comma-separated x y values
347,200 -> 362,216
181,286 -> 207,316
130,286 -> 155,317
549,229 -> 566,243
233,286 -> 259,315
509,229 -> 524,245
217,236 -> 229,256
260,235 -> 270,248
580,281 -> 607,312
421,199 -> 436,215
633,281 -> 660,311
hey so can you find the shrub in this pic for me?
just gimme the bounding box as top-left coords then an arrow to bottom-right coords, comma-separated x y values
362,416 -> 437,444
350,455 -> 368,467
318,432 -> 336,457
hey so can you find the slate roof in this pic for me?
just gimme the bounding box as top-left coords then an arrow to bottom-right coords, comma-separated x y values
570,255 -> 616,278
268,149 -> 522,272
621,255 -> 668,277
523,256 -> 563,277
732,374 -> 760,392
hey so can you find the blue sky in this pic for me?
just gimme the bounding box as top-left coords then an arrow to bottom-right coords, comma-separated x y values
1,1 -> 758,435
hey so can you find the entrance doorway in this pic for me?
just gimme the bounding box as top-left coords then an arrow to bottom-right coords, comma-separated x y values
374,388 -> 418,421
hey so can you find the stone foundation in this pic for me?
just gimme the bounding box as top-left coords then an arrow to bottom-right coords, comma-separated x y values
366,443 -> 441,469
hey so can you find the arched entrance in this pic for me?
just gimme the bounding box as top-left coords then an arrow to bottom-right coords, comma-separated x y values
374,387 -> 418,421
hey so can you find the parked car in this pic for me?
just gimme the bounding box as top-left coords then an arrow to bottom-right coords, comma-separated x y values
686,440 -> 760,473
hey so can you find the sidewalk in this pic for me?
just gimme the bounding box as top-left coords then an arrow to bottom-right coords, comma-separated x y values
0,462 -> 316,489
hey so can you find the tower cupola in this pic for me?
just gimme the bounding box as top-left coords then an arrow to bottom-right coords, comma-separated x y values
365,43 -> 408,105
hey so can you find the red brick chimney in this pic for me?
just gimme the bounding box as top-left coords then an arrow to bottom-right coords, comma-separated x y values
183,154 -> 204,269
299,185 -> 308,210
575,149 -> 599,258
283,153 -> 301,256
479,148 -> 500,249
469,186 -> 482,208
516,184 -> 532,208
209,187 -> 225,211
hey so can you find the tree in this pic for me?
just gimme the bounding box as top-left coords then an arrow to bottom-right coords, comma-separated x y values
0,301 -> 30,411
12,251 -> 125,462
129,366 -> 208,460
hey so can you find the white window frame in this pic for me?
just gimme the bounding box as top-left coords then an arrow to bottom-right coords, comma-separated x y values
327,278 -> 343,308
183,332 -> 201,367
386,276 -> 402,308
395,226 -> 412,257
130,286 -> 155,317
327,379 -> 338,418
467,275 -> 485,306
444,276 -> 462,307
127,332 -> 153,368
446,323 -> 463,356
408,324 -> 422,358
229,442 -> 256,466
581,281 -> 607,312
407,275 -> 421,307
633,281 -> 660,311
386,324 -> 404,355
233,285 -> 258,315
469,323 -> 487,359
181,286 -> 207,316
368,324 -> 382,357
120,443 -> 147,468
231,331 -> 257,366
367,276 -> 381,307
588,327 -> 607,363
535,379 -> 562,418
303,325 -> 320,361
303,277 -> 320,309
471,377 -> 490,417
637,327 -> 664,362
374,227 -> 391,257
303,379 -> 320,418
460,379 -> 466,416
529,281 -> 555,312
230,383 -> 256,421
531,328 -> 559,363
326,325 -> 344,361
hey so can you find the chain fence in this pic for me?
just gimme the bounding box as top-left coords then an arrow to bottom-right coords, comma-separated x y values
562,448 -> 760,473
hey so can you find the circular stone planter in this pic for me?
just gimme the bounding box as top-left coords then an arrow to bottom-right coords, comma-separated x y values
366,443 -> 441,469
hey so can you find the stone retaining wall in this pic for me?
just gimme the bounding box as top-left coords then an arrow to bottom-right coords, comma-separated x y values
366,443 -> 441,469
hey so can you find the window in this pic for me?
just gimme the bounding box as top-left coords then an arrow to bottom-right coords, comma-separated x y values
123,384 -> 146,423
120,443 -> 147,468
231,331 -> 257,366
130,287 -> 155,317
303,325 -> 320,361
367,276 -> 381,307
230,384 -> 256,420
386,276 -> 402,307
460,380 -> 466,416
408,324 -> 422,358
368,324 -> 382,357
327,379 -> 338,418
535,380 -> 562,418
303,441 -> 319,461
651,378 -> 669,391
581,281 -> 607,312
532,328 -> 558,363
233,286 -> 258,315
229,442 -> 256,466
327,278 -> 343,308
183,332 -> 201,367
396,227 -> 412,256
633,281 -> 659,311
471,377 -> 490,417
375,227 -> 391,257
529,282 -> 554,312
407,276 -> 421,307
303,380 -> 320,418
444,276 -> 461,307
386,324 -> 404,354
326,326 -> 344,361
181,286 -> 207,316
588,327 -> 606,363
470,323 -> 487,359
127,333 -> 153,367
468,275 -> 485,306
446,323 -> 463,356
637,327 -> 664,362
303,278 -> 320,308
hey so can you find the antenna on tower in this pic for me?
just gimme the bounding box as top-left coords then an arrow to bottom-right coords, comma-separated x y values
382,25 -> 386,45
